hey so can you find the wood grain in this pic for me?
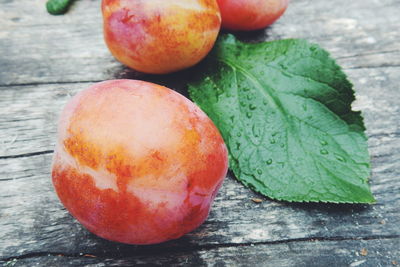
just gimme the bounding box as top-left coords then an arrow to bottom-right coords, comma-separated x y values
1,0 -> 400,265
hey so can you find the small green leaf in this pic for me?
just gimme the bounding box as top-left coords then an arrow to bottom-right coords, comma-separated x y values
46,0 -> 74,15
189,34 -> 375,203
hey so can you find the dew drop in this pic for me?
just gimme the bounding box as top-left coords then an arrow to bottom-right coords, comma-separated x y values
246,112 -> 252,118
266,159 -> 273,165
247,94 -> 254,100
335,154 -> 346,162
263,100 -> 268,105
237,132 -> 242,137
320,149 -> 329,155
310,46 -> 317,52
257,169 -> 263,174
249,104 -> 257,110
270,138 -> 276,144
243,87 -> 250,92
320,140 -> 328,146
240,101 -> 246,107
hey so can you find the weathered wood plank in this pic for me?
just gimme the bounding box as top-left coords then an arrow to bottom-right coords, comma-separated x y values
1,238 -> 399,267
0,132 -> 399,258
1,0 -> 400,265
0,0 -> 399,85
1,66 -> 399,158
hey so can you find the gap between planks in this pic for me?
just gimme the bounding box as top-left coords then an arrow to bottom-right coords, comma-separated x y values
0,64 -> 399,88
0,131 -> 399,160
1,234 -> 399,262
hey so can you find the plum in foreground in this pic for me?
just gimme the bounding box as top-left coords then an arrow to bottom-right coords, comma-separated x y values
51,80 -> 228,244
102,0 -> 221,74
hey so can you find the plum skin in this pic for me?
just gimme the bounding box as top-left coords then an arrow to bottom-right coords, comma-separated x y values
216,0 -> 289,31
102,0 -> 221,74
51,80 -> 228,245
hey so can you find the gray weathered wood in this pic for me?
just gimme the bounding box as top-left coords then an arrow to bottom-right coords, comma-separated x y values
0,0 -> 399,86
1,0 -> 400,265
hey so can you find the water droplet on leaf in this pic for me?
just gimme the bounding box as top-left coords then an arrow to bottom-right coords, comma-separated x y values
246,112 -> 252,118
320,140 -> 328,146
320,149 -> 329,155
266,159 -> 273,165
257,169 -> 263,174
334,154 -> 345,162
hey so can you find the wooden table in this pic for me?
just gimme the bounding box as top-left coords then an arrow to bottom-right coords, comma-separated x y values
1,0 -> 399,266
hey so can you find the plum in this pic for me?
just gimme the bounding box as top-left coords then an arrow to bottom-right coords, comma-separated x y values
51,80 -> 228,244
102,0 -> 221,74
217,0 -> 289,31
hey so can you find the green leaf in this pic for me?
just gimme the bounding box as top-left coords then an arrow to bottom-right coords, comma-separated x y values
46,0 -> 73,15
189,34 -> 375,203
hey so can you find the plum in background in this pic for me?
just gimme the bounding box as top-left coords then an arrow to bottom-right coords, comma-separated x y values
217,0 -> 289,31
51,80 -> 228,244
102,0 -> 221,74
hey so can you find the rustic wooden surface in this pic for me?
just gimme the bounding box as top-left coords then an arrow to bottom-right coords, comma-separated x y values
1,0 -> 399,266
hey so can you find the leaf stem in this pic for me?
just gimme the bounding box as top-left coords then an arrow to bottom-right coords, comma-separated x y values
46,0 -> 74,15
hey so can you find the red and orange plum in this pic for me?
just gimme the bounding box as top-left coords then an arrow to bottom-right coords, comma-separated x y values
51,80 -> 228,245
102,0 -> 221,74
217,0 -> 288,31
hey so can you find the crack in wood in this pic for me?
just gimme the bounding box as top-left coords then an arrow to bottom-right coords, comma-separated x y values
1,131 -> 398,161
0,80 -> 103,88
336,49 -> 400,60
0,64 -> 399,88
1,235 -> 399,262
344,64 -> 400,70
0,150 -> 53,160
